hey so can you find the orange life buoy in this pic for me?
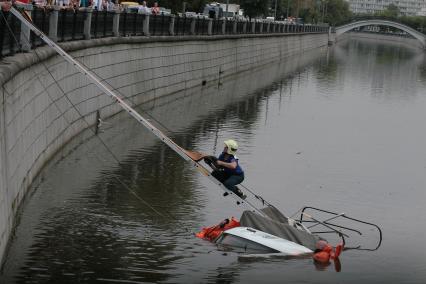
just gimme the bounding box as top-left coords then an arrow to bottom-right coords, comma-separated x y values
313,242 -> 344,263
195,217 -> 240,241
313,251 -> 330,263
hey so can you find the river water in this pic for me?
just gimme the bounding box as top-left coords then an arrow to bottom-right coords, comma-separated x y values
1,37 -> 426,283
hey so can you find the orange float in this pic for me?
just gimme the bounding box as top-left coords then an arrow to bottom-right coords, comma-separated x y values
313,241 -> 344,263
195,217 -> 240,241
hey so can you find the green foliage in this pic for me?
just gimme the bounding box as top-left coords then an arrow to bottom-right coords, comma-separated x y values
156,0 -> 353,25
399,16 -> 426,33
269,0 -> 292,19
379,3 -> 399,18
239,0 -> 269,18
299,6 -> 320,23
156,0 -> 208,14
323,0 -> 352,26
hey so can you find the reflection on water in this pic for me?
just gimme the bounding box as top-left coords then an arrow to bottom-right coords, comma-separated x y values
1,38 -> 426,283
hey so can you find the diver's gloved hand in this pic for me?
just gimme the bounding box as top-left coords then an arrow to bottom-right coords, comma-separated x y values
203,155 -> 218,165
203,157 -> 212,165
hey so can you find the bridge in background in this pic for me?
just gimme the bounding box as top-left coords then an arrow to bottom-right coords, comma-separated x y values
334,19 -> 426,48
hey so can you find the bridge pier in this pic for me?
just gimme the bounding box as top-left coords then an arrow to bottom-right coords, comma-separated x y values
328,27 -> 335,46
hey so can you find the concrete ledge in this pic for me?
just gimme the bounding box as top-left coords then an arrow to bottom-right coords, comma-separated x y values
0,32 -> 324,86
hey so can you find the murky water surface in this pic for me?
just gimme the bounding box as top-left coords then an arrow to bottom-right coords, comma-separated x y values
1,38 -> 426,283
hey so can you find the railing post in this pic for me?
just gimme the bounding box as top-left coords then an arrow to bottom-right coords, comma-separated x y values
49,6 -> 60,42
243,20 -> 247,33
143,14 -> 150,36
221,18 -> 226,35
113,9 -> 120,37
18,3 -> 32,51
190,17 -> 196,35
83,8 -> 93,40
232,19 -> 237,34
266,22 -> 270,33
251,20 -> 255,33
169,15 -> 175,35
259,21 -> 263,34
207,18 -> 213,35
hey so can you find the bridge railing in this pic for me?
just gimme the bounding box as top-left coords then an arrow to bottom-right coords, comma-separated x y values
0,5 -> 329,59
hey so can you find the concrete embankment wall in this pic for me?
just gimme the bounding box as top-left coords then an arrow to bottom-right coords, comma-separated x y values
0,33 -> 328,263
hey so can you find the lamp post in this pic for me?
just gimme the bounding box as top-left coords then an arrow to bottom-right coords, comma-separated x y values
226,0 -> 229,17
287,0 -> 290,18
274,0 -> 277,19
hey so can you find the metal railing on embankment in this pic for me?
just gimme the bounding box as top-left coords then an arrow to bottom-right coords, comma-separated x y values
0,4 -> 329,59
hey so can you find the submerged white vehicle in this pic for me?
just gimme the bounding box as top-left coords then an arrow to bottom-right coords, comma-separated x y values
216,226 -> 313,255
196,196 -> 382,257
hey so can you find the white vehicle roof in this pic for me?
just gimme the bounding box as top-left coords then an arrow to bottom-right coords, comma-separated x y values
222,227 -> 313,255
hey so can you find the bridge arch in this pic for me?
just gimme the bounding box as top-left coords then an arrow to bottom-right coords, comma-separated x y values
335,20 -> 426,48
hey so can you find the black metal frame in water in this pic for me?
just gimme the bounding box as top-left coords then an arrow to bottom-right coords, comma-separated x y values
298,206 -> 383,251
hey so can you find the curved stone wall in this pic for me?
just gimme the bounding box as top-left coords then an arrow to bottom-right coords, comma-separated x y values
0,33 -> 328,264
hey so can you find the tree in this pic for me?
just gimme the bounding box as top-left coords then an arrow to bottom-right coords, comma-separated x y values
381,4 -> 399,18
240,0 -> 269,18
156,0 -> 208,14
323,0 -> 352,26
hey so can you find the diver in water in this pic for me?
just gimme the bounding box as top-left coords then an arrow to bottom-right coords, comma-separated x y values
205,139 -> 246,199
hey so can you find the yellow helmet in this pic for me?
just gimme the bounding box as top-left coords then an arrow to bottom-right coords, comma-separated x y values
224,139 -> 238,155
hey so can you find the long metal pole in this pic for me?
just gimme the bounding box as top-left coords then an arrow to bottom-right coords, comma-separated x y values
9,7 -> 269,218
275,0 -> 278,19
286,0 -> 290,18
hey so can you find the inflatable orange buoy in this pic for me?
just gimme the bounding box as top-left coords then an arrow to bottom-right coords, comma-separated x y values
195,217 -> 240,241
334,243 -> 343,258
313,251 -> 330,263
313,241 -> 344,263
